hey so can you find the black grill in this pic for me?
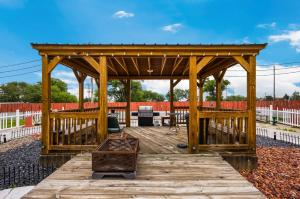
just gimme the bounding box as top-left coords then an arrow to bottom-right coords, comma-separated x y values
131,106 -> 160,126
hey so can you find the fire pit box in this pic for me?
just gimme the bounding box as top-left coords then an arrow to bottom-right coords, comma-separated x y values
92,135 -> 139,173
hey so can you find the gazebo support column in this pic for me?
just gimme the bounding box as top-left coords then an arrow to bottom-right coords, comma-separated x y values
248,56 -> 256,150
170,79 -> 175,125
214,70 -> 226,110
189,56 -> 199,153
99,56 -> 108,142
126,79 -> 131,127
198,79 -> 204,107
73,70 -> 87,111
41,56 -> 50,154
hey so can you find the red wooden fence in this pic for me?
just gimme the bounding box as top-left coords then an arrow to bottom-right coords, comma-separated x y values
0,100 -> 299,112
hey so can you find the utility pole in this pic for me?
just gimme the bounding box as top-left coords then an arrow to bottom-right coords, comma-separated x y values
91,77 -> 94,102
273,65 -> 276,101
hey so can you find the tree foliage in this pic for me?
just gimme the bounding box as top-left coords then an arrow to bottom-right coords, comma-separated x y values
0,78 -> 77,103
97,80 -> 165,102
225,95 -> 246,101
203,79 -> 230,101
166,88 -> 189,101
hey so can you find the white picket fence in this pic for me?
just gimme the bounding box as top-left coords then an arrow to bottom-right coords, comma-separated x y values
0,110 -> 42,130
256,105 -> 300,127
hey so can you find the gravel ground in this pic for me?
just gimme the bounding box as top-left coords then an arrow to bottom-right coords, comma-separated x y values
241,147 -> 300,199
0,137 -> 41,168
256,135 -> 300,148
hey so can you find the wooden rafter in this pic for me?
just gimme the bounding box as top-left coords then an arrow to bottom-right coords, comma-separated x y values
196,56 -> 214,74
83,56 -> 100,73
173,79 -> 181,87
131,57 -> 140,75
160,57 -> 167,75
171,57 -> 184,75
233,56 -> 250,72
62,59 -> 98,79
113,57 -> 129,75
47,56 -> 64,73
107,58 -> 118,75
201,59 -> 235,79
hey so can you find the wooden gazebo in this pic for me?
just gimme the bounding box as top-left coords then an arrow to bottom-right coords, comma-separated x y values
32,43 -> 266,154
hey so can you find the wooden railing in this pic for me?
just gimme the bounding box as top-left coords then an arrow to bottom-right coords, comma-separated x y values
108,106 -> 126,124
174,106 -> 189,124
49,111 -> 98,151
198,110 -> 249,147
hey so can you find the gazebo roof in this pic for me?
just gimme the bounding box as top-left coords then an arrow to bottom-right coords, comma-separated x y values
31,43 -> 267,79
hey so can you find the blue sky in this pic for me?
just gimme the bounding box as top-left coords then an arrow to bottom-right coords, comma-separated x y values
0,0 -> 300,98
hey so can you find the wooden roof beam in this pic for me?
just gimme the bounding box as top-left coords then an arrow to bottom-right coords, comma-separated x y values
233,56 -> 250,72
160,57 -> 167,75
131,57 -> 140,75
61,59 -> 98,79
83,56 -> 100,73
48,56 -> 64,73
113,57 -> 129,75
171,57 -> 184,75
107,58 -> 118,75
197,56 -> 215,74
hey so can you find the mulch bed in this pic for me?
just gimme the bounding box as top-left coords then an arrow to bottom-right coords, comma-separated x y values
241,147 -> 300,199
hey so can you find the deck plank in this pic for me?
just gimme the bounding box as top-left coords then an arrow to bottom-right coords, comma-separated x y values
24,127 -> 265,198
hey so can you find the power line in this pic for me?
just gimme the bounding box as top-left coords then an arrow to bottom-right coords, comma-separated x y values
228,64 -> 300,72
0,70 -> 41,78
0,64 -> 40,73
0,59 -> 40,69
226,70 -> 300,77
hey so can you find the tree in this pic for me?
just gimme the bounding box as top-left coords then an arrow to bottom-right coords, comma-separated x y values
96,80 -> 165,102
0,82 -> 29,102
144,90 -> 165,101
0,79 -> 77,103
166,88 -> 189,101
265,95 -> 273,101
225,95 -> 246,101
50,78 -> 77,102
290,91 -> 300,100
282,94 -> 289,100
203,79 -> 230,101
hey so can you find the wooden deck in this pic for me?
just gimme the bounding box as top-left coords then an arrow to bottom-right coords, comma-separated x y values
24,127 -> 265,198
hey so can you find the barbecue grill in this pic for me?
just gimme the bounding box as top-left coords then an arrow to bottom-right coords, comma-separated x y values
132,106 -> 159,126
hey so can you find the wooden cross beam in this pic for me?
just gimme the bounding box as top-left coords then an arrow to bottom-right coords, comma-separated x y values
196,56 -> 214,74
131,57 -> 140,75
114,57 -> 129,75
233,56 -> 250,72
160,57 -> 167,75
83,56 -> 100,73
47,56 -> 64,74
171,57 -> 184,75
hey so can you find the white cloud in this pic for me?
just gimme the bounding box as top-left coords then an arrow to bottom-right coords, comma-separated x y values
162,23 -> 183,33
256,22 -> 276,29
269,30 -> 300,52
113,10 -> 134,18
225,64 -> 300,98
142,64 -> 300,99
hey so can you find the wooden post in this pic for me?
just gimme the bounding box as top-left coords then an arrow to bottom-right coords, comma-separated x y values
41,55 -> 50,154
170,79 -> 175,125
79,78 -> 84,111
126,79 -> 131,127
99,56 -> 108,143
215,77 -> 221,110
198,79 -> 204,107
248,55 -> 256,150
189,56 -> 199,153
